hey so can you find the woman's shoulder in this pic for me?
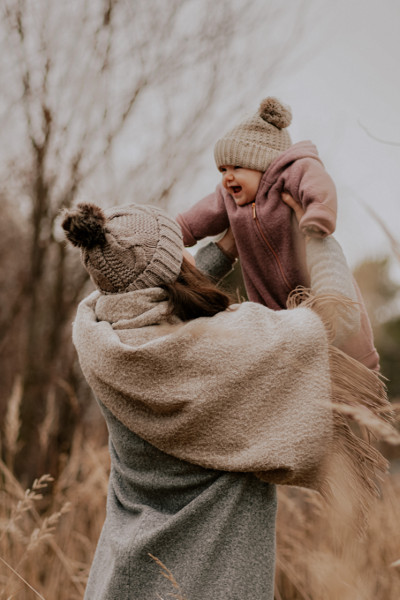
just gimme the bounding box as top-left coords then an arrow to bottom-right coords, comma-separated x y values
202,300 -> 321,336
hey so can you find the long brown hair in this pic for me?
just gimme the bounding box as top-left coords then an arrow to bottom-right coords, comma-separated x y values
161,257 -> 234,321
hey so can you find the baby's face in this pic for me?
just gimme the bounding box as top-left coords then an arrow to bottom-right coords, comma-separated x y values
219,166 -> 263,206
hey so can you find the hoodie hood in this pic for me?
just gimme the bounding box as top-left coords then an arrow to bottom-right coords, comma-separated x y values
261,140 -> 322,191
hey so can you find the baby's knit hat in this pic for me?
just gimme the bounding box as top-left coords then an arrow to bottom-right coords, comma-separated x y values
62,202 -> 183,294
214,97 -> 292,172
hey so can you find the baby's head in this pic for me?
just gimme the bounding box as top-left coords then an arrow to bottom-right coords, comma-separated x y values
214,97 -> 292,206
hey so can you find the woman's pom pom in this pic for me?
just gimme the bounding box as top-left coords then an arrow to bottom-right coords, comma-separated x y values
259,97 -> 292,129
62,203 -> 107,249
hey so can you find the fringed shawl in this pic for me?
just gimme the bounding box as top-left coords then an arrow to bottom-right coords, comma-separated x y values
73,285 -> 397,509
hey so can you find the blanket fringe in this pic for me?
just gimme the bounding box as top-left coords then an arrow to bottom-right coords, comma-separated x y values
288,287 -> 400,528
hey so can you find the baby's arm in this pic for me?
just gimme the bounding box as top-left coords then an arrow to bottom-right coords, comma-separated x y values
176,186 -> 230,246
284,158 -> 337,238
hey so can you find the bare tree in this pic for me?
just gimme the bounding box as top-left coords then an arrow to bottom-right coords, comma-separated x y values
0,0 -> 311,481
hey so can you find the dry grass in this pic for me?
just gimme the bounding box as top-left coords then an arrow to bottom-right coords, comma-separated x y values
1,414 -> 400,599
0,419 -> 109,600
149,553 -> 189,600
275,474 -> 400,599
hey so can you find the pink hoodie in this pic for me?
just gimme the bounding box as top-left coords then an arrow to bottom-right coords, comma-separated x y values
177,141 -> 379,369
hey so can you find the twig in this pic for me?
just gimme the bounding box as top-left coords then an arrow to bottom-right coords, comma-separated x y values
148,554 -> 188,600
358,120 -> 400,147
0,555 -> 46,600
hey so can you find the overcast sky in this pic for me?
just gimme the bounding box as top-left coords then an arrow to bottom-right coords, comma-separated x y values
175,0 -> 400,279
276,0 -> 400,277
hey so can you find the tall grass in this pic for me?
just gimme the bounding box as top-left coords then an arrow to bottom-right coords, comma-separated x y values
0,413 -> 109,600
2,403 -> 400,599
275,474 -> 400,599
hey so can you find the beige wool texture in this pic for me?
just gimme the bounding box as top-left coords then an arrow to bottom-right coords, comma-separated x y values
73,236 -> 396,523
79,204 -> 183,294
214,96 -> 292,172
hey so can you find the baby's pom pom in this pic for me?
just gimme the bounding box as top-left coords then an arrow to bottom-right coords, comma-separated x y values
259,97 -> 292,129
62,203 -> 107,249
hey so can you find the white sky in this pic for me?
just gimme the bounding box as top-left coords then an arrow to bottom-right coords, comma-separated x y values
276,0 -> 400,277
173,0 -> 400,280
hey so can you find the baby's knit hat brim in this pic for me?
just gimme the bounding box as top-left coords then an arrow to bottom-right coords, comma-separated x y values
214,138 -> 285,173
214,97 -> 292,172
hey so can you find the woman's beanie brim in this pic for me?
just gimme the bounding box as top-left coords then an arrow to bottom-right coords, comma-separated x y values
128,211 -> 183,291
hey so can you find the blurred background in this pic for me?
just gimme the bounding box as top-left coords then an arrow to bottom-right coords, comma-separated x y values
1,1 -> 400,598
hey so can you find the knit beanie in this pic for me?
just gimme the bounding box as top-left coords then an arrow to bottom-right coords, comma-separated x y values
62,202 -> 183,294
214,97 -> 292,172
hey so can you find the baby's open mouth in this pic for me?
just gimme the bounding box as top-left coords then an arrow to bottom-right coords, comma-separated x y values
231,186 -> 242,194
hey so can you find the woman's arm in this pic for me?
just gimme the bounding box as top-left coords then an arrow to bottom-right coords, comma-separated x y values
305,236 -> 360,346
194,228 -> 238,282
282,192 -> 360,346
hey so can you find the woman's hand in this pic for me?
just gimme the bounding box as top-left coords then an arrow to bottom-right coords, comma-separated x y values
281,192 -> 305,224
216,227 -> 239,261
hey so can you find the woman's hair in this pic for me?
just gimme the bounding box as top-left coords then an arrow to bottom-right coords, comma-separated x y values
161,257 -> 234,321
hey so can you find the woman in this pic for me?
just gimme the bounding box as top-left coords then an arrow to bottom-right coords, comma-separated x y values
62,198 -> 389,600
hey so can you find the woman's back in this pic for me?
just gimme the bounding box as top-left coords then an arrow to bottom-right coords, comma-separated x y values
85,402 -> 277,600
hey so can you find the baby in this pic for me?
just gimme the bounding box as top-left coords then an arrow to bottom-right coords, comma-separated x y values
176,97 -> 379,369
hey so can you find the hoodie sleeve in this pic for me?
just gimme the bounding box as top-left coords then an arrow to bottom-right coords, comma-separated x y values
283,158 -> 337,237
176,186 -> 230,247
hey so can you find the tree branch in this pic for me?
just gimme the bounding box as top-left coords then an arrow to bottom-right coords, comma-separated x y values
358,120 -> 400,147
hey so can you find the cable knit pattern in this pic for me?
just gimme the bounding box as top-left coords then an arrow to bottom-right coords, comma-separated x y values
65,203 -> 183,294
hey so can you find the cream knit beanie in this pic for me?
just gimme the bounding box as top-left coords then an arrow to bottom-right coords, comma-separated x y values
214,97 -> 292,172
62,203 -> 183,293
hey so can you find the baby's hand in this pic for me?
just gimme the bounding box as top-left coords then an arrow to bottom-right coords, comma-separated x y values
282,192 -> 326,239
281,192 -> 304,224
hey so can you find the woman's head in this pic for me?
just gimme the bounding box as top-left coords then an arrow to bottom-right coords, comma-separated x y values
62,202 -> 183,294
62,202 -> 233,319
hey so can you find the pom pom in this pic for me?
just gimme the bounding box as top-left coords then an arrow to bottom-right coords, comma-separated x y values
62,203 -> 107,249
259,97 -> 292,129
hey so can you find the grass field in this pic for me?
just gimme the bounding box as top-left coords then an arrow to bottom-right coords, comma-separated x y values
1,421 -> 400,599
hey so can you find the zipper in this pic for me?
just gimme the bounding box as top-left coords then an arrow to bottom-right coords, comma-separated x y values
252,202 -> 292,291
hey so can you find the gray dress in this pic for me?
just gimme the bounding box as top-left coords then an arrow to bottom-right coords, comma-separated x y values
84,402 -> 277,600
84,243 -> 277,599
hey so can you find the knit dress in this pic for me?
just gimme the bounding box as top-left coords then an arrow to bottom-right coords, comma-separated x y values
84,403 -> 277,599
76,238 -> 363,600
